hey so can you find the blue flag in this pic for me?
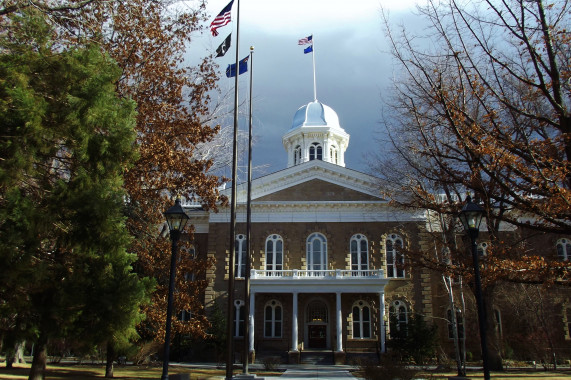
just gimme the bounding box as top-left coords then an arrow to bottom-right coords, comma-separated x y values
304,45 -> 313,54
226,55 -> 249,77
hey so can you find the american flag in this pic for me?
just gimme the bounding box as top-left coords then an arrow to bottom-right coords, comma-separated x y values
298,35 -> 312,45
210,0 -> 234,37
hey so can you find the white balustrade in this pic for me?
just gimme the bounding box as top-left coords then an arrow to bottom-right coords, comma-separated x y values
250,268 -> 384,278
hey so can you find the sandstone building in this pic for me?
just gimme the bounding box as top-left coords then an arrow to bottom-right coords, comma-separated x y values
183,100 -> 571,365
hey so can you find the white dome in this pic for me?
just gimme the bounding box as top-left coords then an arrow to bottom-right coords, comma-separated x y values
283,100 -> 350,168
291,101 -> 341,130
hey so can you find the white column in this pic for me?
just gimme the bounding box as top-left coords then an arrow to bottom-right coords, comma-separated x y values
336,292 -> 343,352
379,292 -> 386,353
249,291 -> 255,352
291,292 -> 299,351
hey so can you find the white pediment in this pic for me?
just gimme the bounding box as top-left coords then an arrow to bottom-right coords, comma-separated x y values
222,160 -> 385,203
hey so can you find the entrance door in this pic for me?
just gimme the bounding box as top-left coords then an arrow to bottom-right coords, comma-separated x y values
308,325 -> 326,348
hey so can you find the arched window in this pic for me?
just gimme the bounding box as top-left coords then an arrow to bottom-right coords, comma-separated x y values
179,309 -> 192,322
264,300 -> 283,338
235,234 -> 247,278
557,238 -> 571,261
477,242 -> 489,257
180,245 -> 196,281
309,142 -> 322,161
386,234 -> 404,278
307,233 -> 327,276
233,300 -> 245,337
494,309 -> 502,338
294,145 -> 302,165
306,300 -> 328,322
330,145 -> 338,164
350,234 -> 369,274
352,301 -> 372,339
447,308 -> 464,340
389,300 -> 408,337
266,234 -> 283,275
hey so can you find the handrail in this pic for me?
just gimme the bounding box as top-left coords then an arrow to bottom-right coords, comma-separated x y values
250,269 -> 385,279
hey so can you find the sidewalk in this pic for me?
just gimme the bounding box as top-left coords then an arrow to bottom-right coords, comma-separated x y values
173,362 -> 358,379
280,365 -> 356,378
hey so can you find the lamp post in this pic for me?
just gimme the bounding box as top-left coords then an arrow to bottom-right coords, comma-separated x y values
162,198 -> 189,380
459,196 -> 490,380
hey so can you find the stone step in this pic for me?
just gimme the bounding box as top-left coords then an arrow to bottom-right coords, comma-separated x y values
300,350 -> 333,365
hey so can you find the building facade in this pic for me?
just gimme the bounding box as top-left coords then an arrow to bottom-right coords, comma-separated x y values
185,100 -> 571,364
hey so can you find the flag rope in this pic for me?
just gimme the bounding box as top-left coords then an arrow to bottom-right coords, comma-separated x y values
312,34 -> 317,102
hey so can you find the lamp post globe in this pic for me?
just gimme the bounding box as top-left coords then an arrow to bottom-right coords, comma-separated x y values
459,195 -> 485,240
459,195 -> 490,380
161,198 -> 189,380
164,198 -> 190,235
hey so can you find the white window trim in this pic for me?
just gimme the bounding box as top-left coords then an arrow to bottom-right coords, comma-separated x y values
352,301 -> 372,339
386,234 -> 405,278
264,300 -> 283,338
557,238 -> 571,261
350,234 -> 369,273
266,234 -> 284,272
235,234 -> 247,278
234,300 -> 245,337
307,233 -> 327,275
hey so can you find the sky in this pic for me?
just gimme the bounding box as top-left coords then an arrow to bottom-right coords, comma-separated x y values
188,0 -> 424,179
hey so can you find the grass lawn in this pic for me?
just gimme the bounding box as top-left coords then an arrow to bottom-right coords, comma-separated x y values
0,362 -> 282,379
1,362 -> 571,379
414,369 -> 571,380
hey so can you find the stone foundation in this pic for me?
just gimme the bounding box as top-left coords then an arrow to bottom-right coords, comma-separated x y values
288,350 -> 300,364
334,351 -> 346,365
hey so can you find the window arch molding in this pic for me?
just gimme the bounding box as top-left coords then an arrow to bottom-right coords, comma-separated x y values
329,145 -> 338,164
385,233 -> 405,278
235,234 -> 247,278
307,232 -> 327,275
350,234 -> 369,274
264,300 -> 283,338
352,300 -> 372,339
306,299 -> 329,323
309,142 -> 323,161
294,145 -> 302,165
557,238 -> 571,261
389,299 -> 409,337
265,234 -> 284,275
477,241 -> 489,257
233,299 -> 245,337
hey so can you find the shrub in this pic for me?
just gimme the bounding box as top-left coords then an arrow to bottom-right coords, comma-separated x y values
359,354 -> 420,380
388,313 -> 438,364
262,356 -> 281,371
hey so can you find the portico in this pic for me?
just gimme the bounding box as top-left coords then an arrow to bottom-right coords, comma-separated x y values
248,269 -> 388,363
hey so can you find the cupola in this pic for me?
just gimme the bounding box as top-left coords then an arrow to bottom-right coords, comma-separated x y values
282,101 -> 350,168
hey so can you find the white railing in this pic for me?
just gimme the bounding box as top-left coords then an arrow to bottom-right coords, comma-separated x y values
250,269 -> 384,279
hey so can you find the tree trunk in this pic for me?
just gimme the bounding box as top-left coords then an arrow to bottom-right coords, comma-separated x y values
16,341 -> 26,363
28,334 -> 47,380
5,341 -> 26,368
483,289 -> 503,371
5,352 -> 15,369
105,341 -> 115,378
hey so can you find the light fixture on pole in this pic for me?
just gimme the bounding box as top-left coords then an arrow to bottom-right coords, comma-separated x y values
161,198 -> 189,380
459,195 -> 490,380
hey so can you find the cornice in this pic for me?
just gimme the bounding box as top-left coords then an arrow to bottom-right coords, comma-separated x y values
208,201 -> 425,224
222,160 -> 383,201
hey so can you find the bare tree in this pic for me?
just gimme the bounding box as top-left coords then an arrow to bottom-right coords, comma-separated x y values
373,0 -> 570,370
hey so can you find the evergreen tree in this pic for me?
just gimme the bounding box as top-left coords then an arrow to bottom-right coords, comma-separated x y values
0,12 -> 151,380
389,314 -> 438,365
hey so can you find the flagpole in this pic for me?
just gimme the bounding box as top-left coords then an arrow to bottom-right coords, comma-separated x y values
312,34 -> 317,101
226,0 -> 240,378
243,45 -> 254,376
